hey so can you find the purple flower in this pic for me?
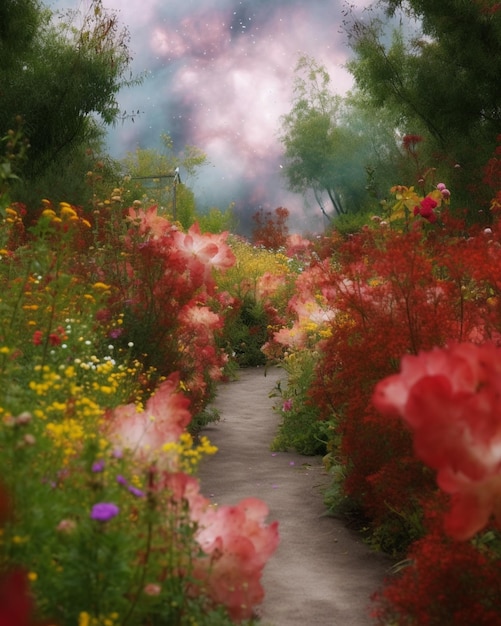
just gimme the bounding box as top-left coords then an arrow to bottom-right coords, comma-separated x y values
112,447 -> 123,459
109,328 -> 123,339
116,474 -> 128,486
92,460 -> 105,473
90,502 -> 119,522
128,486 -> 145,498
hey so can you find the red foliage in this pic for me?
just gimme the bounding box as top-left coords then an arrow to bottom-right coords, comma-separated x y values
308,221 -> 501,534
89,207 -> 234,414
372,521 -> 501,625
251,206 -> 289,250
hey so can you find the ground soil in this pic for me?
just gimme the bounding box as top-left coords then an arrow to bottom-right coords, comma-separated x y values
198,366 -> 392,626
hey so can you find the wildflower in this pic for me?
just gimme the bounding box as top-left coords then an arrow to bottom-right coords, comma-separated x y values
48,333 -> 62,346
402,133 -> 423,153
282,399 -> 293,412
144,583 -> 161,596
413,196 -> 438,223
115,473 -> 145,498
59,203 -> 77,220
79,612 -> 91,626
41,209 -> 57,220
16,412 -> 32,426
90,502 -> 119,522
92,282 -> 111,291
57,519 -> 77,534
32,330 -> 43,346
23,434 -> 35,446
127,485 -> 145,498
91,460 -> 105,473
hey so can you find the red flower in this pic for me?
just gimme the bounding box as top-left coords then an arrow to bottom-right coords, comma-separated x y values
48,333 -> 61,346
32,330 -> 43,346
414,196 -> 438,222
373,343 -> 501,539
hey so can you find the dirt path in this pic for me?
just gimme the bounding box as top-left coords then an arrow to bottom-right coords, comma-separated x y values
199,366 -> 391,626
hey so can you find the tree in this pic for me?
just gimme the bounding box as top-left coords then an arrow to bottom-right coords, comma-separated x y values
1,0 -> 140,205
279,55 -> 391,220
344,0 -> 501,212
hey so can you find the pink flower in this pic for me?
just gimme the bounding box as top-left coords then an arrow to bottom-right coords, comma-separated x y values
285,233 -> 311,258
161,471 -> 210,520
106,373 -> 191,462
172,223 -> 235,278
143,583 -> 161,596
194,498 -> 280,621
179,304 -> 222,333
160,473 -> 280,621
256,272 -> 284,301
127,205 -> 173,239
373,343 -> 501,539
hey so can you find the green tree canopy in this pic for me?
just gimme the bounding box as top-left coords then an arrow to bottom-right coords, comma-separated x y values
279,55 -> 402,221
344,0 -> 501,212
1,0 -> 140,204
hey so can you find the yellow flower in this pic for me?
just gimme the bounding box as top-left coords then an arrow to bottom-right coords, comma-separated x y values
59,203 -> 77,220
92,282 -> 111,291
28,571 -> 38,582
41,209 -> 57,220
79,612 -> 91,626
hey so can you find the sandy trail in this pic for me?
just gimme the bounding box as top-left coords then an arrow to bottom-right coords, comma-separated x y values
199,366 -> 391,626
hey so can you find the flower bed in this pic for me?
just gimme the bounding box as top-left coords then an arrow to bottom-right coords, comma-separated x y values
267,174 -> 501,623
0,198 -> 279,625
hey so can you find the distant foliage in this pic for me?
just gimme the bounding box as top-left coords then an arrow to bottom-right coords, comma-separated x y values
251,206 -> 289,250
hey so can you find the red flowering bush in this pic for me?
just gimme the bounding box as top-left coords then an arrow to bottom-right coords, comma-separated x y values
251,206 -> 289,250
270,177 -> 501,553
372,525 -> 501,625
93,204 -> 236,414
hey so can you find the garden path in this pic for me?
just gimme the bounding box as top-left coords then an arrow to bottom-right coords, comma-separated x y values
198,366 -> 392,626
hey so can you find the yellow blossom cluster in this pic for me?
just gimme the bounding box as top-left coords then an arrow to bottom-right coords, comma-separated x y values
217,237 -> 292,295
162,432 -> 218,473
23,359 -> 143,461
45,419 -> 88,460
40,200 -> 91,229
78,612 -> 120,626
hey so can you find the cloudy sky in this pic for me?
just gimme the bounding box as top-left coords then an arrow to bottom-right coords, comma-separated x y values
48,0 -> 373,232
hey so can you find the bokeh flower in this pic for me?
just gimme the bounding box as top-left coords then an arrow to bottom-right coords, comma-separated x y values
90,502 -> 119,522
373,342 -> 501,539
